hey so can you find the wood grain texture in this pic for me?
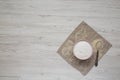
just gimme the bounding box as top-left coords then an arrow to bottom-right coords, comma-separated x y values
0,0 -> 120,80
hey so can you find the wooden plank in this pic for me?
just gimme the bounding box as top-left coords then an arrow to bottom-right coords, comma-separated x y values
0,0 -> 120,80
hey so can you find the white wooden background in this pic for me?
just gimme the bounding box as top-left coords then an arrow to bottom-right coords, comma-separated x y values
0,0 -> 120,80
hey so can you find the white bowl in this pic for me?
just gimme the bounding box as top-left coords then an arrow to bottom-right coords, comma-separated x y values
73,41 -> 93,60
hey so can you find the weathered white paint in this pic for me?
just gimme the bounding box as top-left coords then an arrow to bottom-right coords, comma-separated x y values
0,0 -> 120,80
